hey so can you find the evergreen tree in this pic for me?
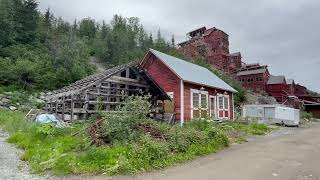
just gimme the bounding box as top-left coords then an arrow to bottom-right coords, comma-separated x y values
79,18 -> 96,39
171,35 -> 175,47
13,0 -> 39,44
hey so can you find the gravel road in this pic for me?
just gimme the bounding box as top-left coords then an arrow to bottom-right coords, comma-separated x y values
0,130 -> 51,180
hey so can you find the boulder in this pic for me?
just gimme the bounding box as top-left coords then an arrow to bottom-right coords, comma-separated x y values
35,99 -> 45,104
4,92 -> 12,95
9,106 -> 17,111
1,98 -> 10,104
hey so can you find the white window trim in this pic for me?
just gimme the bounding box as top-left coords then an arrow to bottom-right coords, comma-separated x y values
231,93 -> 234,121
190,89 -> 209,119
180,81 -> 184,126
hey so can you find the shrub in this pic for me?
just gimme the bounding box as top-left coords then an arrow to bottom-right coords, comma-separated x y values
185,118 -> 212,131
166,125 -> 208,153
301,111 -> 313,120
247,123 -> 270,135
129,135 -> 170,170
36,124 -> 55,137
98,95 -> 152,143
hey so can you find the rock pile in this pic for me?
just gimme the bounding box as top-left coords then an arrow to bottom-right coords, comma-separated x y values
0,91 -> 47,111
246,93 -> 278,105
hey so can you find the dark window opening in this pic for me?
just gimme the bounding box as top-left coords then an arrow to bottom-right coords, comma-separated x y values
120,70 -> 127,77
129,69 -> 137,79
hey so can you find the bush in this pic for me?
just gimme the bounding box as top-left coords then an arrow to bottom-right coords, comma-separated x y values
99,96 -> 151,143
247,123 -> 270,135
185,118 -> 212,131
129,135 -> 170,170
302,111 -> 313,120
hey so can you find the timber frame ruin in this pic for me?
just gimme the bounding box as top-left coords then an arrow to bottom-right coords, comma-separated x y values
45,62 -> 170,121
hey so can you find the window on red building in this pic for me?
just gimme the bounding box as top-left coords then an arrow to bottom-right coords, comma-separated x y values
256,77 -> 263,82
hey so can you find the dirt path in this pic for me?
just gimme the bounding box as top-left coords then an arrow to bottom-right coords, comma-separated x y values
0,130 -> 51,180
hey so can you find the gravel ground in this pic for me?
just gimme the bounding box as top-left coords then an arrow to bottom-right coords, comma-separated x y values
0,130 -> 52,180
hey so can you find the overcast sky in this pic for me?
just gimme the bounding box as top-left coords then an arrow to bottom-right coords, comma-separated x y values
38,0 -> 320,92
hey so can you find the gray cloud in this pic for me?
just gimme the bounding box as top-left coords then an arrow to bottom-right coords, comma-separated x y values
38,0 -> 320,91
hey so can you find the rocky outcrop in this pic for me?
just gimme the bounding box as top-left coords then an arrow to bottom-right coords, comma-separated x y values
0,91 -> 47,111
246,93 -> 278,105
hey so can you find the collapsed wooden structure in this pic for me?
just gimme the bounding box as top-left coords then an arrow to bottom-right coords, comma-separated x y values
45,62 -> 170,121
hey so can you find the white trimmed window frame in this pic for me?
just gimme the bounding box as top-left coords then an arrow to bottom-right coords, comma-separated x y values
190,89 -> 209,119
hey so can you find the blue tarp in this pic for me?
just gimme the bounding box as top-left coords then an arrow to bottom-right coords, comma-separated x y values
35,114 -> 66,128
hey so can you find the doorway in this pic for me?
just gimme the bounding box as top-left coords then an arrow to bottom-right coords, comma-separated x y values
210,96 -> 216,119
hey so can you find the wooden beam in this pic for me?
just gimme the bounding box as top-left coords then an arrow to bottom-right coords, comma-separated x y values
62,96 -> 65,121
70,94 -> 74,121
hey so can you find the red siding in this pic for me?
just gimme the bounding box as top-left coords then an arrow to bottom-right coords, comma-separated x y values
184,82 -> 234,121
178,27 -> 242,74
142,53 -> 234,122
238,73 -> 268,93
266,84 -> 288,103
141,54 -> 182,120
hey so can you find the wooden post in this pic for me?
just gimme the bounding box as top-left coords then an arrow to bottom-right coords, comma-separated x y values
55,99 -> 58,115
62,96 -> 65,121
70,94 -> 74,121
50,99 -> 53,113
83,91 -> 89,119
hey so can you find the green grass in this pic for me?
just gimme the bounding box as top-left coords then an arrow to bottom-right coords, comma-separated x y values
0,110 -> 271,176
215,121 -> 271,143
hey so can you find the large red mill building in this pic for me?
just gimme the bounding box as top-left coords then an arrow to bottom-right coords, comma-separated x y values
177,27 -> 242,74
177,26 -> 319,110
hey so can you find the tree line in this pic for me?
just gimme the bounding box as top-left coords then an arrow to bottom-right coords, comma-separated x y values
0,0 -> 176,91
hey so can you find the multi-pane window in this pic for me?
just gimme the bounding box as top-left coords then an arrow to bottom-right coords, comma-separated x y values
192,93 -> 199,108
201,94 -> 207,108
224,96 -> 229,109
191,89 -> 209,119
192,90 -> 208,109
218,95 -> 229,110
256,77 -> 263,82
218,96 -> 224,109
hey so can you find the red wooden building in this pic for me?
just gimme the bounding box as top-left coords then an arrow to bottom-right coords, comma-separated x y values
177,27 -> 242,74
266,75 -> 288,103
236,63 -> 270,93
305,104 -> 320,119
141,49 -> 237,124
285,79 -> 295,95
